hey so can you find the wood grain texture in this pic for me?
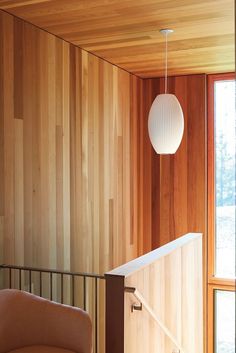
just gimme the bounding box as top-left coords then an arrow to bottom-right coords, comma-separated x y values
207,72 -> 235,283
143,74 -> 207,248
0,10 -> 208,275
0,9 -> 208,269
0,12 -> 210,352
105,274 -> 125,353
0,10 -> 147,275
106,233 -> 203,353
207,73 -> 236,353
0,0 -> 234,78
142,74 -> 207,352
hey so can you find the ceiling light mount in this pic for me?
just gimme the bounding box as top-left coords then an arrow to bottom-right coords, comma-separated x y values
159,29 -> 174,36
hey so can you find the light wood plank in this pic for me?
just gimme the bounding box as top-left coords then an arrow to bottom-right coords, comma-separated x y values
14,119 -> 24,266
0,1 -> 234,77
106,233 -> 203,353
0,10 -> 145,278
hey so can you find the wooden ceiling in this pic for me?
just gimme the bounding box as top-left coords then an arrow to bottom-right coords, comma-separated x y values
0,0 -> 234,78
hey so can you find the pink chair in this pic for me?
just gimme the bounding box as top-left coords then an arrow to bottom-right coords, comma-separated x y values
0,289 -> 92,353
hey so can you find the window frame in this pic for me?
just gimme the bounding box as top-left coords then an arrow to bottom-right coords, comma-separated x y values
208,284 -> 235,353
207,72 -> 235,353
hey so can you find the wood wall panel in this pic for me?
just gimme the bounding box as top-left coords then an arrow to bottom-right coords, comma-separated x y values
106,233 -> 203,353
0,10 -> 147,274
0,11 -> 207,353
143,75 -> 207,351
0,10 -> 207,271
143,74 -> 207,248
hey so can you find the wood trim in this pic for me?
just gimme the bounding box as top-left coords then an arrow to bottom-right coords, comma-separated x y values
207,72 -> 235,282
207,285 -> 214,353
207,283 -> 235,353
208,283 -> 235,291
207,72 -> 235,353
105,274 -> 125,353
207,74 -> 215,282
208,277 -> 235,287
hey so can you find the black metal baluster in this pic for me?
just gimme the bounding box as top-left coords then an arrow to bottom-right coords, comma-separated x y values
39,272 -> 42,297
95,278 -> 98,353
83,276 -> 87,310
61,274 -> 64,304
9,269 -> 12,289
50,273 -> 53,300
19,269 -> 22,290
72,275 -> 75,306
29,270 -> 32,293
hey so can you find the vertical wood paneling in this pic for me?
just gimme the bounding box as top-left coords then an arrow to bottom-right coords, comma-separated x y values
13,17 -> 23,120
186,75 -> 207,234
48,34 -> 57,269
14,119 -> 24,265
2,12 -> 14,264
0,12 -> 207,350
23,22 -> 36,268
61,42 -> 71,272
143,75 -> 207,351
145,74 -> 207,248
0,14 -> 4,218
0,217 -> 3,288
0,9 -> 206,280
0,10 -> 145,275
38,29 -> 49,268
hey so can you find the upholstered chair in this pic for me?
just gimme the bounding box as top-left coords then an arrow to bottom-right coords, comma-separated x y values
0,289 -> 92,353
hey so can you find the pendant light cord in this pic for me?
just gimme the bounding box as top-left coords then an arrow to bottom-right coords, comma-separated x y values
165,32 -> 168,94
160,29 -> 173,93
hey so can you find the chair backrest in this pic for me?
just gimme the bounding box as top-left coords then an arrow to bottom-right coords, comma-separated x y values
0,289 -> 92,353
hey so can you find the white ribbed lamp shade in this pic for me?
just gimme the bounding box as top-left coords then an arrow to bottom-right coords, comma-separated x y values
148,93 -> 184,154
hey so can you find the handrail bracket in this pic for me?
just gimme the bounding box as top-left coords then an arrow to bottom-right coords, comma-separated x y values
131,302 -> 142,312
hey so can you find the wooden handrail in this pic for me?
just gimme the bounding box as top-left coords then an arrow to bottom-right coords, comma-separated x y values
125,286 -> 184,353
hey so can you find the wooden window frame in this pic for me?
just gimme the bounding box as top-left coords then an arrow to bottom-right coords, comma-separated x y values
207,284 -> 235,353
207,73 -> 235,353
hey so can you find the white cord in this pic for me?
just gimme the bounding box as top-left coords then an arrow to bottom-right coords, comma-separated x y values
160,29 -> 173,93
165,32 -> 168,94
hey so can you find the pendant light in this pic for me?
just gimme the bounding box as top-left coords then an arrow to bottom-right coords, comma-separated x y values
148,29 -> 184,154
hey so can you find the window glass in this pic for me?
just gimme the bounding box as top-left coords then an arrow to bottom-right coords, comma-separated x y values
215,290 -> 235,353
214,80 -> 235,279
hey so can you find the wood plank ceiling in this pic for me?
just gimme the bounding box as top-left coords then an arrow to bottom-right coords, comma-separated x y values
0,0 -> 234,78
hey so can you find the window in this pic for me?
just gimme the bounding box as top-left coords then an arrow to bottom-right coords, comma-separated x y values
208,73 -> 235,353
215,290 -> 235,353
